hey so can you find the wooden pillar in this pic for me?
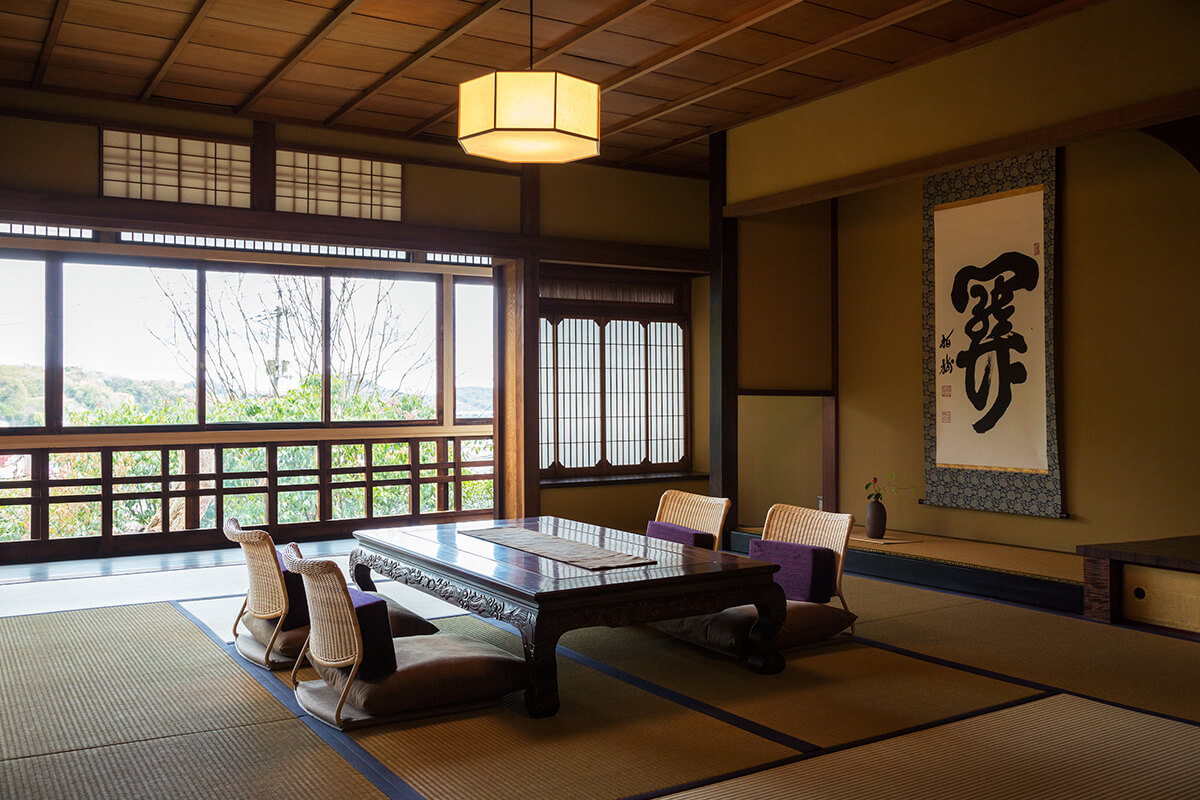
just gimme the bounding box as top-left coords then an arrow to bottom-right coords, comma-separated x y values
498,257 -> 539,519
709,132 -> 738,529
823,198 -> 840,511
496,165 -> 542,520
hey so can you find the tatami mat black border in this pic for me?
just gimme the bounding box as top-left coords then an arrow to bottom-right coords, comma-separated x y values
559,643 -> 820,753
620,692 -> 1060,800
855,633 -> 1200,729
170,600 -> 427,800
472,616 -> 822,752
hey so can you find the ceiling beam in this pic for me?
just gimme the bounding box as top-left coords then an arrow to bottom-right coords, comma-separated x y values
31,0 -> 70,88
621,0 -> 1106,165
403,0 -> 658,138
239,0 -> 364,113
140,0 -> 219,102
325,0 -> 508,127
603,0 -> 809,95
603,0 -> 956,138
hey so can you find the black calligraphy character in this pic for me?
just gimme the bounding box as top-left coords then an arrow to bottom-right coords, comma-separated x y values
939,354 -> 954,375
950,251 -> 1039,434
939,331 -> 952,349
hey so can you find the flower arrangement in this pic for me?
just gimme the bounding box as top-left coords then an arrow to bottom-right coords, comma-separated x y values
865,472 -> 898,502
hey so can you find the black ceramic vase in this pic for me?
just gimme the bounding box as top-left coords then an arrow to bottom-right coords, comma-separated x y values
865,499 -> 887,539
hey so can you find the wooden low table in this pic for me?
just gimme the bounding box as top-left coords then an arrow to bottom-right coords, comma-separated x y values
1077,535 -> 1200,627
349,516 -> 786,718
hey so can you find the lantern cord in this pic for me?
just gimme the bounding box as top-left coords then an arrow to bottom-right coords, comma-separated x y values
529,1 -> 534,71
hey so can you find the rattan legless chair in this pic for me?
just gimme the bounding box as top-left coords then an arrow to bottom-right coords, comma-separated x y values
761,503 -> 854,621
651,490 -> 732,550
223,518 -> 308,669
652,503 -> 857,654
281,544 -> 526,730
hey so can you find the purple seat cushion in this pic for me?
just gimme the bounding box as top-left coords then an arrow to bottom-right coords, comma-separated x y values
749,539 -> 837,603
271,551 -> 310,631
646,520 -> 716,550
347,587 -> 399,680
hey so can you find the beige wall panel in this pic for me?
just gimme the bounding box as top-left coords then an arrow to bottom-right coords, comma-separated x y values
540,163 -> 707,249
836,131 -> 1200,552
0,86 -> 251,139
728,0 -> 1200,204
737,395 -> 823,529
275,123 -> 491,170
737,203 -> 832,390
402,164 -> 520,233
0,116 -> 97,195
540,479 -> 710,533
691,275 -> 710,474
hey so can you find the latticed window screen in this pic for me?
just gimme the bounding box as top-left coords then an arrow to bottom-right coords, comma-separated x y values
275,150 -> 402,221
539,317 -> 686,473
102,130 -> 250,207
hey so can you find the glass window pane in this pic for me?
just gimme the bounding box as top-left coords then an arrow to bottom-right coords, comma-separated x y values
648,322 -> 685,464
605,320 -> 646,467
331,276 -> 437,422
332,487 -> 365,519
0,454 -> 33,542
0,259 -> 45,427
455,282 -> 493,419
62,263 -> 197,426
206,272 -> 322,423
50,501 -> 102,538
373,485 -> 410,517
556,319 -> 601,469
278,490 -> 317,524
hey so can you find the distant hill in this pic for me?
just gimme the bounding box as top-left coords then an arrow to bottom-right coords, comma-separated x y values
0,363 -> 194,426
455,385 -> 494,418
0,364 -> 44,426
61,367 -> 193,420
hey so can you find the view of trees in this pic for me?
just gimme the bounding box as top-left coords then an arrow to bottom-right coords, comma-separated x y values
0,262 -> 495,542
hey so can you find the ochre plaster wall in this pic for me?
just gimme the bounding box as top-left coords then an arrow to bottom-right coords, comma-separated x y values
539,162 -> 707,249
836,131 -> 1199,552
737,203 -> 833,391
737,395 -> 824,528
540,478 -> 710,533
727,0 -> 1200,205
0,116 -> 97,195
0,91 -> 706,249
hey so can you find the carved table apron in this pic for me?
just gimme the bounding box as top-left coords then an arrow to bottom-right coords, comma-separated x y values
349,516 -> 786,718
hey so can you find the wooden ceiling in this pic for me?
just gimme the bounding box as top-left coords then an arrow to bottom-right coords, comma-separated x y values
0,0 -> 1096,177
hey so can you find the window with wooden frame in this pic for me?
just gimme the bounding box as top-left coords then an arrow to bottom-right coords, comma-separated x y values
538,266 -> 689,478
0,237 -> 494,552
275,150 -> 402,221
101,130 -> 251,207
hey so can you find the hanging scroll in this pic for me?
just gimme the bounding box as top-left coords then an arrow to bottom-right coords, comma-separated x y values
922,150 -> 1063,517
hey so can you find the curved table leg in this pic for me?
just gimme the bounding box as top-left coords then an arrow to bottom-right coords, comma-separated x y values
520,617 -> 564,718
348,549 -> 378,591
745,582 -> 787,674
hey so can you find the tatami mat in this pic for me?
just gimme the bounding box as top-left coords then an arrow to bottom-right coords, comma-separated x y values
325,615 -> 797,800
659,694 -> 1200,799
0,603 -> 294,760
848,577 -> 1200,722
545,620 -> 1038,748
1,718 -> 387,800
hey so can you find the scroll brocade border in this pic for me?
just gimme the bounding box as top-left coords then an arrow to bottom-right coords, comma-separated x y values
921,149 -> 1064,518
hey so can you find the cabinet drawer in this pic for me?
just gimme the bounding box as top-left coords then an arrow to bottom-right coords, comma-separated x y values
1121,564 -> 1200,633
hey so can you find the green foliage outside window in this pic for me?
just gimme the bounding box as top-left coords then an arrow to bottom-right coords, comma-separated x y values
0,375 -> 493,542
